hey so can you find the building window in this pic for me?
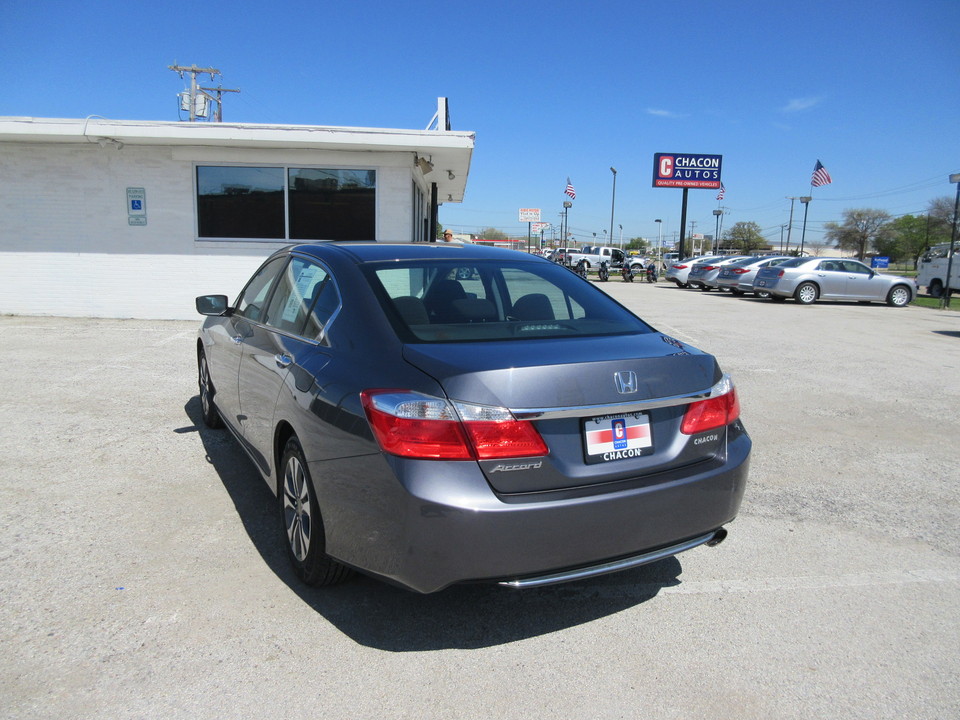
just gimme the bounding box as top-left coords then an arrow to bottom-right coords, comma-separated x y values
288,169 -> 375,241
196,166 -> 376,241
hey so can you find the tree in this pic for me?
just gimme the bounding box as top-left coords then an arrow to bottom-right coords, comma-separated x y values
884,214 -> 931,267
723,221 -> 766,253
926,196 -> 957,246
625,237 -> 650,253
823,209 -> 892,260
476,227 -> 508,241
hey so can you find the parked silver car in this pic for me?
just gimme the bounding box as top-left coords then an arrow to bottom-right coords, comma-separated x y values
753,257 -> 916,306
665,255 -> 724,288
687,256 -> 752,290
196,242 -> 751,593
716,256 -> 792,296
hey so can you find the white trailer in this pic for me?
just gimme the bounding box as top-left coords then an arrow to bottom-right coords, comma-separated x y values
917,243 -> 960,297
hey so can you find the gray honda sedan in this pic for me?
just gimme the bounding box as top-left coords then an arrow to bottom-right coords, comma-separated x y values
196,242 -> 750,593
753,256 -> 916,305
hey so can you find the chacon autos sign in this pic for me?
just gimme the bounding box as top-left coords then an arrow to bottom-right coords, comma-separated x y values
653,153 -> 722,189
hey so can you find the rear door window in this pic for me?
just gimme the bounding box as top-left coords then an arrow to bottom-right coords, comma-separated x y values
264,256 -> 339,339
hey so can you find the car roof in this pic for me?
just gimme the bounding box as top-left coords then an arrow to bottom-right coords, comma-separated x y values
288,241 -> 540,264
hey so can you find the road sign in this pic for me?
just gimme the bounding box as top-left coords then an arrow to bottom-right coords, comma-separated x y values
653,153 -> 722,189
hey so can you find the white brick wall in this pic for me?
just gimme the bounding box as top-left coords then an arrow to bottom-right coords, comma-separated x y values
0,141 -> 427,319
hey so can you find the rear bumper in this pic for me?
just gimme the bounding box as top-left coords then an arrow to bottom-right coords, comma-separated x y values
314,428 -> 751,593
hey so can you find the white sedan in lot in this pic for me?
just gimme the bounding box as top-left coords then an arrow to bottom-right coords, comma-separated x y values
753,257 -> 917,306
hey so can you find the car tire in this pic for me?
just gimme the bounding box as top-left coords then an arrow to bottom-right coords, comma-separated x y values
928,279 -> 943,298
770,294 -> 787,302
887,285 -> 911,307
280,436 -> 352,587
756,290 -> 771,299
198,350 -> 223,429
795,282 -> 818,305
730,289 -> 744,296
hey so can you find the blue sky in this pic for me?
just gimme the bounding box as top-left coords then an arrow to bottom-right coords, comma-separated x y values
4,0 -> 959,248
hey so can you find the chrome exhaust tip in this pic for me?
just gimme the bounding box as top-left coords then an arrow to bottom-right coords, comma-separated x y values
706,527 -> 728,547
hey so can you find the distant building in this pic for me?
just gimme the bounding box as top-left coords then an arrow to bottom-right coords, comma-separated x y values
0,111 -> 474,319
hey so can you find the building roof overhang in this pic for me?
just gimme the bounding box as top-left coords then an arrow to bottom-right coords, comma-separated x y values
0,116 -> 475,202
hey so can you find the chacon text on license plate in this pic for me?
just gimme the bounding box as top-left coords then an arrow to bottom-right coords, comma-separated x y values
583,412 -> 653,463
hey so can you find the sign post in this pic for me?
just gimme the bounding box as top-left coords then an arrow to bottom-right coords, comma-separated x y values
653,154 -> 722,258
519,208 -> 541,253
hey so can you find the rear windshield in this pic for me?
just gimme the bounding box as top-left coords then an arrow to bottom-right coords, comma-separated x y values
364,258 -> 654,342
779,257 -> 816,268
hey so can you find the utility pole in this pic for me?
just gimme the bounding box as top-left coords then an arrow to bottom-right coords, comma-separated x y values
199,85 -> 241,122
169,64 -> 239,122
785,197 -> 798,253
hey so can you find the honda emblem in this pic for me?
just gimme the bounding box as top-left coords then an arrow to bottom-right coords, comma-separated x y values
614,371 -> 638,394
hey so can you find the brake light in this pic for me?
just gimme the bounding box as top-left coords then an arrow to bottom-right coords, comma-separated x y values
732,268 -> 750,275
681,380 -> 741,434
674,264 -> 688,269
361,390 -> 548,460
777,270 -> 785,278
703,265 -> 719,271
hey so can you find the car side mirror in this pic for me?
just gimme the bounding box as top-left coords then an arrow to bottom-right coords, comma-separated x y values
196,294 -> 229,316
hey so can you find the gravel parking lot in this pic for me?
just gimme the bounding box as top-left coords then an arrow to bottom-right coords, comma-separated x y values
2,282 -> 959,719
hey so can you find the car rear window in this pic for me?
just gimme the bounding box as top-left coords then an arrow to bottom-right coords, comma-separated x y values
365,259 -> 653,342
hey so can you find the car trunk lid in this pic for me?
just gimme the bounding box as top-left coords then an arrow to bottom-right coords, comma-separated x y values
401,333 -> 725,493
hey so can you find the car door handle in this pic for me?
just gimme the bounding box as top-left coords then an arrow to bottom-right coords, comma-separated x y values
275,354 -> 292,369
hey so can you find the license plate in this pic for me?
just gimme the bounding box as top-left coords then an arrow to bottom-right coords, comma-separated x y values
583,412 -> 653,463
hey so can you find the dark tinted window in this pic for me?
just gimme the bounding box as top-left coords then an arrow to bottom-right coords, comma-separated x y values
197,167 -> 285,239
196,166 -> 376,242
288,169 -> 376,241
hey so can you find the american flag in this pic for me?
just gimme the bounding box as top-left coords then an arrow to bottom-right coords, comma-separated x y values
716,182 -> 726,201
564,177 -> 576,200
811,160 -> 832,187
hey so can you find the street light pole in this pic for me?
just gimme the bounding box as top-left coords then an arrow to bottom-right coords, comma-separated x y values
941,173 -> 960,309
609,167 -> 617,250
655,219 -> 662,268
799,196 -> 812,256
712,209 -> 722,254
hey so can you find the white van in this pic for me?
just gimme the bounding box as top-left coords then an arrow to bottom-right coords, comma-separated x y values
917,243 -> 960,297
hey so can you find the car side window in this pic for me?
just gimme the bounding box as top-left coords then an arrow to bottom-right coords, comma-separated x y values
302,273 -> 341,340
818,260 -> 840,272
265,256 -> 336,337
840,260 -> 870,274
235,257 -> 289,322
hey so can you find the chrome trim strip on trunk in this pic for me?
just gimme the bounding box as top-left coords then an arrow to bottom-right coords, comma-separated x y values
508,374 -> 732,421
497,531 -> 718,589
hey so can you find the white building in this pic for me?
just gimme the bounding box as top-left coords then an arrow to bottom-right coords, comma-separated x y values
0,111 -> 474,319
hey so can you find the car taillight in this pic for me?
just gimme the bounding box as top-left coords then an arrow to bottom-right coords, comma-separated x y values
674,264 -> 688,269
703,265 -> 718,271
777,270 -> 785,278
361,390 -> 548,460
732,268 -> 750,274
680,378 -> 741,435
